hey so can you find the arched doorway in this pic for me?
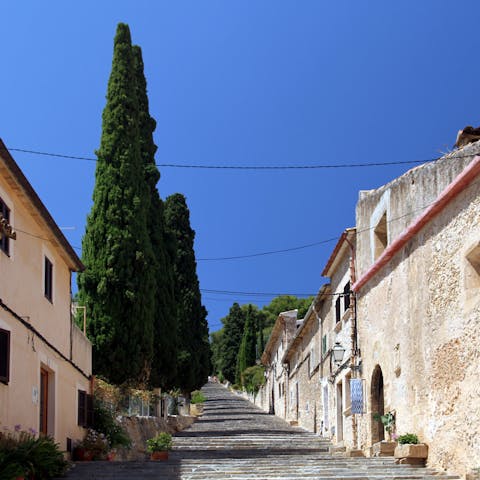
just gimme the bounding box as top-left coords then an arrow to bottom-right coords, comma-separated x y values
370,365 -> 385,444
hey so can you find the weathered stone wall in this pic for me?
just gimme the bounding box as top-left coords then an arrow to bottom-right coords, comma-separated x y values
116,415 -> 196,460
287,317 -> 322,433
355,146 -> 480,476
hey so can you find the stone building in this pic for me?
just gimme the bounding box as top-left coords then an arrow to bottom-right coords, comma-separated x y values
281,285 -> 328,433
352,144 -> 480,476
260,310 -> 298,418
319,228 -> 359,451
0,140 -> 92,453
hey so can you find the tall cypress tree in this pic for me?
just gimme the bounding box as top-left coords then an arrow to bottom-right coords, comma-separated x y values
221,303 -> 246,383
235,305 -> 257,384
132,45 -> 178,389
164,194 -> 211,393
78,24 -> 156,385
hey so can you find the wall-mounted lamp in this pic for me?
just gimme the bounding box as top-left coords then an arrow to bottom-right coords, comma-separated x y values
332,342 -> 346,365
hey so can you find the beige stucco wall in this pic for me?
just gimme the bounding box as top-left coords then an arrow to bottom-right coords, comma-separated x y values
355,148 -> 480,476
0,168 -> 91,451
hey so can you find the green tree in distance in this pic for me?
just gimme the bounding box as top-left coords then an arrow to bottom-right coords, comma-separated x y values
235,304 -> 258,384
219,303 -> 246,383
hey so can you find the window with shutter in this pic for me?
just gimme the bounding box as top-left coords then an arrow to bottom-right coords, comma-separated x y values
0,329 -> 10,384
343,282 -> 351,311
78,390 -> 86,426
0,198 -> 11,256
86,394 -> 94,427
44,257 -> 53,302
335,297 -> 341,323
322,334 -> 327,358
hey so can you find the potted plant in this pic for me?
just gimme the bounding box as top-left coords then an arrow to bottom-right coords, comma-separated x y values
371,411 -> 397,456
146,432 -> 173,461
74,429 -> 109,461
394,433 -> 428,465
190,390 -> 206,416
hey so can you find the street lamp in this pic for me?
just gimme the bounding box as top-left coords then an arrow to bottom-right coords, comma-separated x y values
332,342 -> 346,365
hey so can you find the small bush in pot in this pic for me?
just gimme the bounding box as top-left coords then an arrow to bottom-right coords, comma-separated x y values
146,432 -> 172,460
397,433 -> 419,444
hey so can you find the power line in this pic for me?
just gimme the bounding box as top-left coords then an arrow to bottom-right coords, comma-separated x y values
201,288 -> 345,297
197,236 -> 339,261
5,145 -> 452,170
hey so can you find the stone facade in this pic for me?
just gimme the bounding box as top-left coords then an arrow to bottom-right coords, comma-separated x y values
256,144 -> 479,477
319,229 -> 358,451
260,310 -> 298,418
353,144 -> 480,476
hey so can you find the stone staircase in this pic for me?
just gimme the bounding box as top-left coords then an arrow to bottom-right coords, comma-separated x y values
63,382 -> 460,479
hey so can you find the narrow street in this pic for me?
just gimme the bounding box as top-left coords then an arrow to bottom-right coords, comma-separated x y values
62,382 -> 459,479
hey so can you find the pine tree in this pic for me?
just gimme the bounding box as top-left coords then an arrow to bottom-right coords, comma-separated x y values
235,305 -> 257,384
220,303 -> 246,383
77,24 -> 156,385
164,194 -> 211,393
132,45 -> 178,389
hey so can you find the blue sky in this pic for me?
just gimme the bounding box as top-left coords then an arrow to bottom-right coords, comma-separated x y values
1,1 -> 479,332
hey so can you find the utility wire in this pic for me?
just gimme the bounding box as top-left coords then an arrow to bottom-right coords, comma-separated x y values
5,145 -> 464,170
11,178 -> 479,262
201,288 -> 342,297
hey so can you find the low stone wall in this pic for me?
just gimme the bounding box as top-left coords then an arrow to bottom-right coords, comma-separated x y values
116,415 -> 196,460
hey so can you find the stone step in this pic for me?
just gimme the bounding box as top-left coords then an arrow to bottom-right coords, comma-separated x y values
59,382 -> 460,480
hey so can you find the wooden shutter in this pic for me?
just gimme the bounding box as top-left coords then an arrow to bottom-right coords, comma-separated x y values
78,390 -> 86,426
344,282 -> 351,311
44,257 -> 53,302
0,198 -> 10,255
86,394 -> 94,428
0,329 -> 10,384
335,297 -> 341,323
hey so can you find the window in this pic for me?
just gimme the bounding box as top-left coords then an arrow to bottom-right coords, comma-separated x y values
0,329 -> 10,384
465,242 -> 480,308
0,198 -> 11,256
77,390 -> 93,427
374,212 -> 388,259
44,257 -> 53,302
322,334 -> 327,358
343,282 -> 351,312
335,297 -> 341,323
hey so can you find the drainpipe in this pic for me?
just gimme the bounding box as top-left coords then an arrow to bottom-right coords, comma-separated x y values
345,231 -> 359,450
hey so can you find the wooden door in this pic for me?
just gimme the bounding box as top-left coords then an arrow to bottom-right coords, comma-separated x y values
40,368 -> 48,435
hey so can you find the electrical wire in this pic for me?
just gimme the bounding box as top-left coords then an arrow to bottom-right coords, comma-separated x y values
6,145 -> 470,170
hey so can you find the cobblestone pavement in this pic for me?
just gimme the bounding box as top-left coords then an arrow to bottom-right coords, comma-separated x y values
61,382 -> 459,479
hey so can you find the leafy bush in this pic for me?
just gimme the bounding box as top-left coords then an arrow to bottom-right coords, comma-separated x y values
94,399 -> 131,448
0,425 -> 69,479
241,365 -> 266,394
146,432 -> 172,453
398,433 -> 419,444
190,390 -> 206,404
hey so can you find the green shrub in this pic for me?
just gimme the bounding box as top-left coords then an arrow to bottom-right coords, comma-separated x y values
94,399 -> 131,448
0,426 -> 69,479
241,365 -> 266,395
190,390 -> 206,404
146,432 -> 172,453
398,433 -> 419,444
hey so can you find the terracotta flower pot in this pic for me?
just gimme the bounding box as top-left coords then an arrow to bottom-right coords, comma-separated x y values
106,451 -> 116,461
150,450 -> 169,461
